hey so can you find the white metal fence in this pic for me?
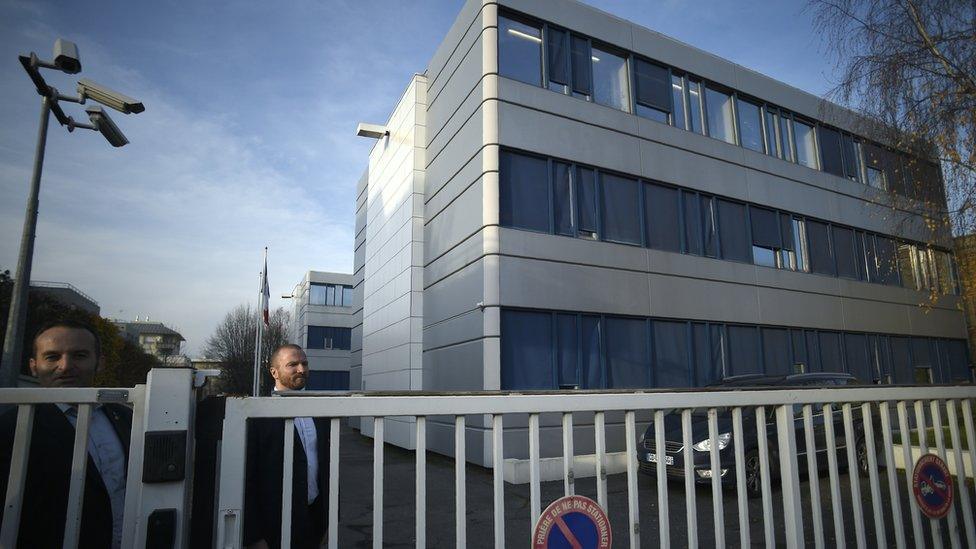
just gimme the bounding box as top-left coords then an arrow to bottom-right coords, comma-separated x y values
215,384 -> 976,549
2,371 -> 975,548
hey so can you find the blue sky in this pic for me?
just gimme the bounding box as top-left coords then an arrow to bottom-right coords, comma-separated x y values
0,0 -> 838,355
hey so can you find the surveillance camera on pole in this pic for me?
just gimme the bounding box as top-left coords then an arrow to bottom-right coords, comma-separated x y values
0,38 -> 145,387
77,78 -> 145,114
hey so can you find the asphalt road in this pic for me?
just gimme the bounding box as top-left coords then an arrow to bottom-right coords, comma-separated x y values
333,425 -> 973,547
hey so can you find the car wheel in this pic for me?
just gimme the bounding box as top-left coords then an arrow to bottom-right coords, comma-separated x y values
745,449 -> 763,499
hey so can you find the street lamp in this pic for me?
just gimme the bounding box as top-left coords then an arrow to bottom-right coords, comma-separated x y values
0,39 -> 145,387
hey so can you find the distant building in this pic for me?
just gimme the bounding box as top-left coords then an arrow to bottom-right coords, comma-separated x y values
112,319 -> 185,358
289,271 -> 355,390
30,281 -> 99,315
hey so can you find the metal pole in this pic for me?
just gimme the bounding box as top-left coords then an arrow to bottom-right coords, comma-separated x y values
252,270 -> 264,397
1,95 -> 52,387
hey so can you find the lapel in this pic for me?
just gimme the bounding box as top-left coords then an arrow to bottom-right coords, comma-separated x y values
102,403 -> 133,457
35,404 -> 109,495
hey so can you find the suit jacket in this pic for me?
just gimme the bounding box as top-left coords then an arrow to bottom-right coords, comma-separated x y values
244,416 -> 331,549
0,402 -> 132,549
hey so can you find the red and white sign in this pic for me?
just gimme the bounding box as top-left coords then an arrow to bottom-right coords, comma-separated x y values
532,495 -> 611,549
912,453 -> 954,519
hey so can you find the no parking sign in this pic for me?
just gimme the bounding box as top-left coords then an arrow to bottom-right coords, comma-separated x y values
912,453 -> 954,519
532,495 -> 612,548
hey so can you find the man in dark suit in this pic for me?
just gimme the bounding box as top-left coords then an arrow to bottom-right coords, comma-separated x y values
244,344 -> 330,549
0,320 -> 132,549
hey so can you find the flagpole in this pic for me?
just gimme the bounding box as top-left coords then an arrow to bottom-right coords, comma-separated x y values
252,247 -> 267,396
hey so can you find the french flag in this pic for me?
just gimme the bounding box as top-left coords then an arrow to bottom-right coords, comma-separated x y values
261,253 -> 270,326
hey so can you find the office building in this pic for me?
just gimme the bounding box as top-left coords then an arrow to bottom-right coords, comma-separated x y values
290,271 -> 355,389
113,319 -> 185,358
351,0 -> 970,467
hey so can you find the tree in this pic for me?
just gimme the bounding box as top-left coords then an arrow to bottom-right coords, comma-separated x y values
203,304 -> 291,395
0,268 -> 160,387
811,0 -> 975,236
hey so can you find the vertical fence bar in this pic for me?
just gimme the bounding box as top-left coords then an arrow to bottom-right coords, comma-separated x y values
861,403 -> 886,548
879,402 -> 906,549
280,418 -> 295,549
655,410 -> 670,549
947,401 -> 976,545
842,403 -> 866,549
898,401 -> 924,546
756,406 -> 775,549
215,399 -> 247,549
822,404 -> 845,548
455,415 -> 466,548
775,404 -> 803,548
529,413 -> 541,529
914,400 -> 944,548
63,403 -> 92,549
802,405 -> 823,549
930,401 -> 961,548
708,408 -> 725,548
963,400 -> 976,503
562,412 -> 574,497
682,409 -> 698,549
373,417 -> 384,549
492,414 -> 505,549
328,418 -> 341,549
0,404 -> 34,548
595,411 -> 607,511
415,417 -> 426,549
732,407 -> 750,549
625,411 -> 640,548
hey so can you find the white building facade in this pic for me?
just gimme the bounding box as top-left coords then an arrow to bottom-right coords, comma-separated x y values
351,0 -> 970,466
290,271 -> 355,389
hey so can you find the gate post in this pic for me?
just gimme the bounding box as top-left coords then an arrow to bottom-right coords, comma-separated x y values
121,368 -> 197,548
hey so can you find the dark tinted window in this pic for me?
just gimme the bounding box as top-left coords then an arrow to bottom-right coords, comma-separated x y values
581,316 -> 603,388
844,333 -> 870,381
831,226 -> 857,279
818,332 -> 844,372
890,336 -> 913,383
876,236 -> 899,285
500,151 -> 549,232
547,28 -> 569,85
498,16 -> 543,86
634,59 -> 670,113
804,330 -> 823,372
818,126 -> 845,177
841,134 -> 861,181
601,173 -> 641,244
750,206 -> 781,249
737,98 -> 764,152
692,323 -> 719,386
701,196 -> 719,257
553,161 -> 574,235
652,320 -> 690,387
683,192 -> 702,255
577,167 -> 598,237
605,317 -> 648,388
718,199 -> 751,262
645,183 -> 681,252
555,314 -> 578,388
308,326 -> 351,350
807,220 -> 835,276
728,325 -> 761,375
501,310 -> 553,389
762,328 -> 791,375
570,35 -> 591,95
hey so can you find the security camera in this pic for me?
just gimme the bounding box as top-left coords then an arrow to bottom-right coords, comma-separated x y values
86,106 -> 129,147
77,78 -> 144,114
52,39 -> 81,74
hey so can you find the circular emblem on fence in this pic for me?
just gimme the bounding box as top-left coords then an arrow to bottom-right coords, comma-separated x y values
912,453 -> 953,519
532,495 -> 612,549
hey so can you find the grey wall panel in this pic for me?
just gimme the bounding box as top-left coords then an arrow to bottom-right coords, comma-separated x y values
426,0 -> 485,91
648,272 -> 761,324
425,230 -> 485,288
426,101 -> 485,177
424,338 -> 487,391
497,78 -> 640,136
425,260 -> 485,325
907,306 -> 969,339
499,228 -> 647,272
426,155 -> 485,226
425,177 -> 486,264
498,256 -> 652,317
498,102 -> 641,176
428,22 -> 485,140
423,308 -> 484,351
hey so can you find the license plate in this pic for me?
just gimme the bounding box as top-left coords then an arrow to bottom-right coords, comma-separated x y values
648,453 -> 674,465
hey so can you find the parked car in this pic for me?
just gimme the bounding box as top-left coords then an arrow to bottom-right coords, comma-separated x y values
636,372 -> 870,497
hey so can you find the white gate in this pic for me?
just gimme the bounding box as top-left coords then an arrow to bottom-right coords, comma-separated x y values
215,385 -> 976,549
0,368 -> 201,548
